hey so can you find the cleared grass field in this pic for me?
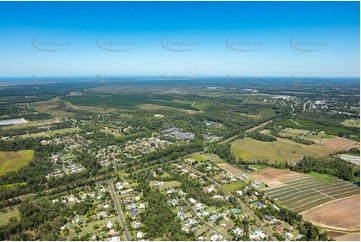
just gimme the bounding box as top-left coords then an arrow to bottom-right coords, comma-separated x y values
192,101 -> 210,111
223,181 -> 246,192
30,98 -> 75,119
150,181 -> 181,191
278,128 -> 334,141
0,150 -> 34,175
341,119 -> 360,128
192,154 -> 207,162
191,153 -> 226,164
137,103 -> 199,113
0,208 -> 19,226
19,127 -> 80,138
231,137 -> 321,163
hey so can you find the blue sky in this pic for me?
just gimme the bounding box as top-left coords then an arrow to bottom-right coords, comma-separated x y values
0,1 -> 359,77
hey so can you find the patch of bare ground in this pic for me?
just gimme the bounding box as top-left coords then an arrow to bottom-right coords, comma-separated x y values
326,231 -> 360,241
301,195 -> 360,231
251,168 -> 306,188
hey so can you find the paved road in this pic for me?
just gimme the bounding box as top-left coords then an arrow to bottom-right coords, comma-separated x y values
107,180 -> 130,241
181,162 -> 276,241
180,199 -> 232,240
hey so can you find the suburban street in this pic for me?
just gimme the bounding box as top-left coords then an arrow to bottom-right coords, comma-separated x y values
180,199 -> 233,240
181,162 -> 277,241
107,180 -> 131,241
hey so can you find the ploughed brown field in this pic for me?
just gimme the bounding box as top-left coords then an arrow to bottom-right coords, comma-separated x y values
301,195 -> 360,232
251,168 -> 305,187
326,231 -> 360,241
319,137 -> 359,152
305,137 -> 359,155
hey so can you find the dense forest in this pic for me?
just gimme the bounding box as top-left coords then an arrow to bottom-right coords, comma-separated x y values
291,156 -> 360,182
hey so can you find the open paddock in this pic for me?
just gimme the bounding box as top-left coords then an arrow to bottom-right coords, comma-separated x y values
0,150 -> 34,176
19,127 -> 80,138
341,119 -> 360,128
231,137 -> 322,163
217,163 -> 247,178
318,137 -> 359,152
326,231 -> 360,241
302,195 -> 360,231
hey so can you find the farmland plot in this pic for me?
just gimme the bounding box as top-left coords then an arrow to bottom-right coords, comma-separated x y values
264,175 -> 360,213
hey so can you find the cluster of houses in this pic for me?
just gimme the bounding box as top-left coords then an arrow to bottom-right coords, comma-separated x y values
116,180 -> 146,239
123,136 -> 172,156
40,134 -> 86,146
56,182 -> 122,239
44,135 -> 88,179
95,136 -> 172,167
63,162 -> 85,175
217,173 -> 240,185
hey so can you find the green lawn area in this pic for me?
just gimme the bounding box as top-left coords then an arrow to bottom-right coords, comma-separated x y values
150,181 -> 181,191
278,128 -> 309,137
231,137 -> 321,163
223,181 -> 246,192
201,153 -> 226,164
308,172 -> 336,181
0,150 -> 34,175
341,119 -> 360,128
259,108 -> 276,119
192,154 -> 207,162
191,153 -> 226,164
0,208 -> 19,226
192,101 -> 209,111
19,128 -> 80,138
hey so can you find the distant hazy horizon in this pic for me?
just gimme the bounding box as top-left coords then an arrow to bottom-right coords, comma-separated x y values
0,1 -> 359,77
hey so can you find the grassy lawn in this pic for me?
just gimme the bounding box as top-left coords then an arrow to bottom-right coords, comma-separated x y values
231,137 -> 321,163
309,172 -> 336,181
150,181 -> 181,191
19,127 -> 80,138
191,153 -> 226,164
278,128 -> 309,137
192,101 -> 210,111
341,119 -> 360,128
0,150 -> 34,175
192,154 -> 207,162
223,181 -> 246,192
201,153 -> 226,164
0,208 -> 19,226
